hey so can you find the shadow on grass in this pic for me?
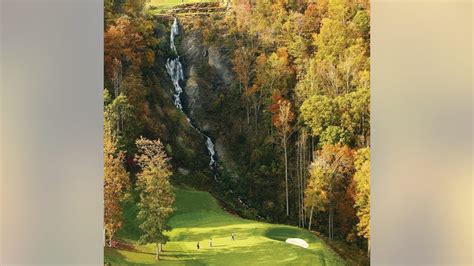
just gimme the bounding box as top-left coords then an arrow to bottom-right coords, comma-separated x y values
104,247 -> 150,266
264,226 -> 313,242
263,226 -> 347,265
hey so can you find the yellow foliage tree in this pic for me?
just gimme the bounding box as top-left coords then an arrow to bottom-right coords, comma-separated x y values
135,137 -> 175,260
353,147 -> 370,254
104,121 -> 131,247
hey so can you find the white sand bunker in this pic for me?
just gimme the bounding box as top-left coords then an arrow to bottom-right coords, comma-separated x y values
285,238 -> 309,249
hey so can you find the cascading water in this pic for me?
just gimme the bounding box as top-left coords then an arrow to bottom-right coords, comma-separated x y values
164,18 -> 258,216
170,17 -> 180,54
165,17 -> 219,181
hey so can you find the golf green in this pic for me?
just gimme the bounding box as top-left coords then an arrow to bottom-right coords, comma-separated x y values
105,188 -> 345,265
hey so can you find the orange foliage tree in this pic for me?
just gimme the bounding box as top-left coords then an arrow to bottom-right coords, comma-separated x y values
270,92 -> 295,216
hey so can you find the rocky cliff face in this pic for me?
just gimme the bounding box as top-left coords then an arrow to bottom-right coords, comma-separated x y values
179,28 -> 238,177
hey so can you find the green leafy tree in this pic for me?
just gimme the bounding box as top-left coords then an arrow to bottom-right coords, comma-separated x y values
319,125 -> 352,147
300,95 -> 337,137
135,137 -> 175,260
337,87 -> 370,146
104,93 -> 134,133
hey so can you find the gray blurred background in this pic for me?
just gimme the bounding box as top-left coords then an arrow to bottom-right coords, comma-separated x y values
1,0 -> 103,264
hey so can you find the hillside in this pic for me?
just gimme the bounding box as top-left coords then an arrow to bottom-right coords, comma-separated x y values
104,0 -> 371,264
104,188 -> 345,265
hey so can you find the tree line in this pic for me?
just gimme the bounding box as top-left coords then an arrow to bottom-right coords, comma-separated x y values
103,0 -> 176,260
199,0 -> 370,253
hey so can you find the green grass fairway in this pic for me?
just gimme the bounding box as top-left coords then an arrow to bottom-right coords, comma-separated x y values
147,0 -> 219,12
105,188 -> 346,265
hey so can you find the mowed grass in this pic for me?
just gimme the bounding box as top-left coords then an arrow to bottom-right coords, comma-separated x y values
105,188 -> 346,265
147,0 -> 219,12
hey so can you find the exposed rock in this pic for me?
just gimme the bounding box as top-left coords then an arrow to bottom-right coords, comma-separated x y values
184,65 -> 200,116
178,27 -> 240,179
215,137 -> 239,180
178,167 -> 190,176
181,32 -> 205,119
207,46 -> 233,86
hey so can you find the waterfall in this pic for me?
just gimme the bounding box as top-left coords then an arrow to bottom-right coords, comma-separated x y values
166,17 -> 219,180
170,17 -> 180,54
165,57 -> 185,110
164,18 -> 258,214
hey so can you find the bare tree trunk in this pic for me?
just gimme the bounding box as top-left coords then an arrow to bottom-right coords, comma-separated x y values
296,141 -> 301,227
300,141 -> 303,227
270,120 -> 273,137
329,180 -> 334,240
120,113 -> 124,131
300,134 -> 304,228
328,206 -> 331,240
284,137 -> 289,217
116,106 -> 120,132
308,205 -> 314,231
368,239 -> 371,258
330,203 -> 334,240
156,243 -> 160,260
254,101 -> 258,136
114,78 -> 119,98
302,130 -> 307,227
246,100 -> 250,125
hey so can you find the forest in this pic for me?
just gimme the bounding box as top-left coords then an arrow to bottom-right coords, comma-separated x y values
103,0 -> 370,264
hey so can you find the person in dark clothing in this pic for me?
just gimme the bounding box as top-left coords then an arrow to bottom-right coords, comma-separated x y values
231,233 -> 235,241
209,238 -> 212,247
197,241 -> 200,249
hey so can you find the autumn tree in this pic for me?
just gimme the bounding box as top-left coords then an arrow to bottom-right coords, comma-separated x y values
353,147 -> 370,254
135,137 -> 175,260
294,0 -> 369,99
250,48 -> 293,134
270,93 -> 295,216
305,161 -> 328,231
104,15 -> 152,84
104,121 -> 130,247
301,0 -> 328,36
123,0 -> 148,17
120,72 -> 148,119
308,144 -> 354,240
231,46 -> 254,125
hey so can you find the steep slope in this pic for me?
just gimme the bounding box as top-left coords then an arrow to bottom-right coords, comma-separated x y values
104,187 -> 345,265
